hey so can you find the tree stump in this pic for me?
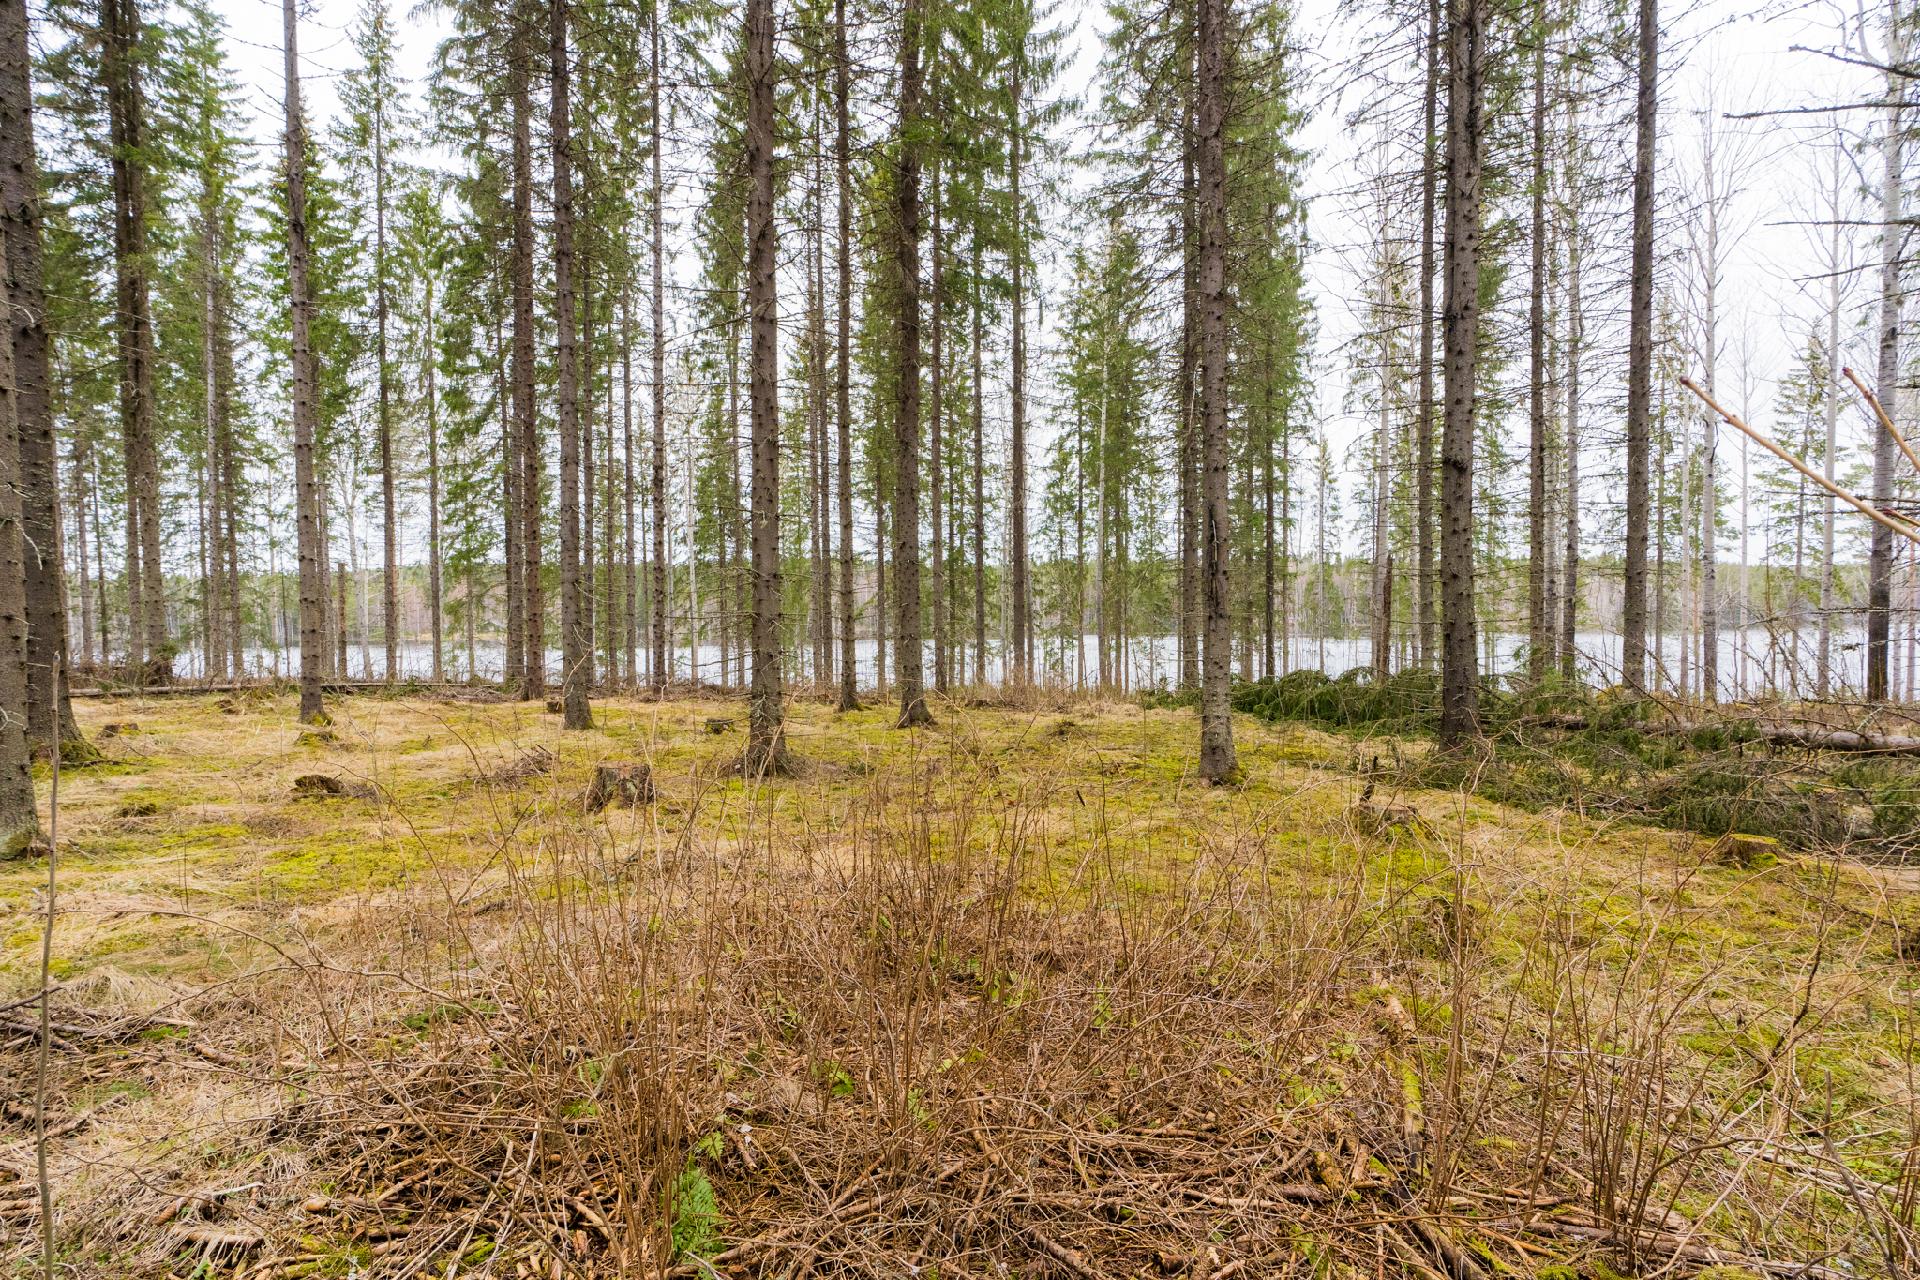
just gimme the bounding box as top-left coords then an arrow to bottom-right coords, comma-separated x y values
292,774 -> 378,800
585,763 -> 654,812
1709,832 -> 1780,869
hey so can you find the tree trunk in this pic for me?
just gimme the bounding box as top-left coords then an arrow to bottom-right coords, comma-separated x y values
1701,119 -> 1724,705
1416,0 -> 1439,669
744,0 -> 789,772
1371,229 -> 1392,683
511,3 -> 541,698
892,0 -> 931,727
834,0 -> 858,711
1561,133 -> 1582,681
649,4 -> 669,692
1621,0 -> 1657,693
1009,65 -> 1031,684
501,311 -> 523,687
284,0 -> 326,725
374,76 -> 398,683
0,229 -> 38,853
73,440 -> 95,668
549,0 -> 590,729
2,0 -> 85,753
103,0 -> 168,683
623,283 -> 639,686
425,273 -> 444,683
582,258 -> 597,685
1870,0 -> 1905,703
972,235 -> 988,686
1195,0 -> 1235,782
1178,69 -> 1199,694
809,136 -> 831,689
1526,2 -> 1548,684
1438,0 -> 1485,745
929,167 -> 947,696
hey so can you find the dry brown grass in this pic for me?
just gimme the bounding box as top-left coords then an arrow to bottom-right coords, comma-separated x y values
1,691 -> 1918,1279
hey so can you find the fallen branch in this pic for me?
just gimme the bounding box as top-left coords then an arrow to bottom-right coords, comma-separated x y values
1521,1218 -> 1851,1280
1683,376 -> 1920,548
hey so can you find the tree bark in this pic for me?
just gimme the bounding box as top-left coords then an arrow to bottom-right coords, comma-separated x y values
623,282 -> 639,685
1178,61 -> 1200,694
892,0 -> 931,727
1009,64 -> 1031,684
1561,118 -> 1582,680
2,0 -> 85,754
972,236 -> 987,686
1870,0 -> 1905,704
809,131 -> 832,689
1438,0 -> 1485,745
834,0 -> 858,711
0,228 -> 38,854
744,0 -> 789,772
102,0 -> 168,682
373,58 -> 398,683
425,272 -> 444,683
929,167 -> 947,696
1621,0 -> 1657,694
1416,0 -> 1439,669
1195,0 -> 1235,782
1527,2 -> 1548,685
649,3 -> 669,692
550,0 -> 590,729
284,0 -> 326,725
511,0 -> 542,698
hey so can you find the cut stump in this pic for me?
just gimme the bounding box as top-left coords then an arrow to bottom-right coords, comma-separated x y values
585,763 -> 654,812
1710,832 -> 1780,869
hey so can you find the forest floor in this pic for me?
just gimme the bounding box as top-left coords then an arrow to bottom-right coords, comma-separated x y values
1,688 -> 1917,1279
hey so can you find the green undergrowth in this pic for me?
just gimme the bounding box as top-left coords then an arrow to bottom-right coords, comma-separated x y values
1227,671 -> 1920,855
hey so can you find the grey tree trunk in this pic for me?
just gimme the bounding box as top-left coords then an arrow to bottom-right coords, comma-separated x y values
1178,72 -> 1199,694
929,169 -> 947,696
511,3 -> 541,697
1621,0 -> 1657,693
1561,114 -> 1582,679
1869,0 -> 1906,703
2,0 -> 85,754
1009,65 -> 1031,683
1700,115 -> 1724,704
550,0 -> 590,729
0,229 -> 39,854
834,0 -> 858,711
744,0 -> 790,772
1526,5 -> 1548,684
374,78 -> 397,683
972,236 -> 987,686
284,0 -> 325,725
623,284 -> 639,685
0,0 -> 40,852
103,0 -> 168,682
1439,0 -> 1485,745
650,4 -> 669,692
892,0 -> 931,727
1195,0 -> 1236,782
1416,0 -> 1438,668
425,273 -> 444,683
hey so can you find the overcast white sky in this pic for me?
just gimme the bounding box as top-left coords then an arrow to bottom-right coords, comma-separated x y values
198,0 -> 1896,558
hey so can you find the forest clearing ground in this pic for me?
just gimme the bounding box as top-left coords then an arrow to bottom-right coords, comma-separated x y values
0,690 -> 1916,1278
